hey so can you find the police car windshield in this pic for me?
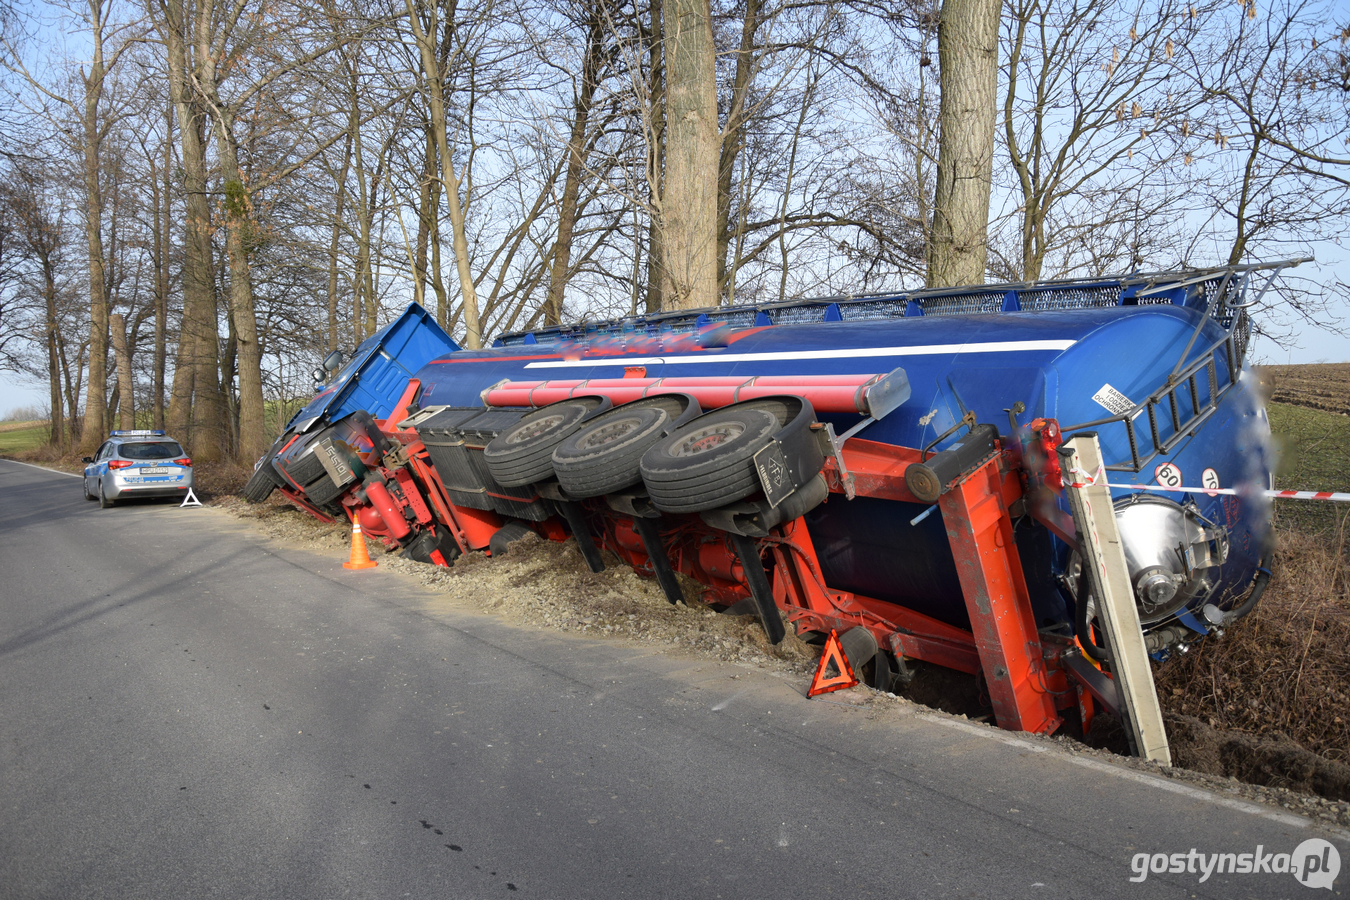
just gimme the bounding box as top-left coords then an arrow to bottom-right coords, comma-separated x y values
120,441 -> 184,460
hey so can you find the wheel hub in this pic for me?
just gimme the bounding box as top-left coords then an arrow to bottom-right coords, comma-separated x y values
671,422 -> 745,457
578,416 -> 642,450
509,412 -> 566,443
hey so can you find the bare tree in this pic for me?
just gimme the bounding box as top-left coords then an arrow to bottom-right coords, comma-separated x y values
3,0 -> 142,450
148,0 -> 228,459
0,163 -> 71,444
997,0 -> 1212,281
544,0 -> 615,326
405,0 -> 485,347
926,0 -> 999,287
662,0 -> 720,308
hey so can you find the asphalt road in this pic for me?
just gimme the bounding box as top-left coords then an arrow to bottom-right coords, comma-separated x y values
0,457 -> 1344,899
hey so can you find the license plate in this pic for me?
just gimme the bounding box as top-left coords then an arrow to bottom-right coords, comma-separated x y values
140,467 -> 169,475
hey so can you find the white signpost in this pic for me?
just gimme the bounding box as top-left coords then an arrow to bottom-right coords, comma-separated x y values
1059,432 -> 1172,765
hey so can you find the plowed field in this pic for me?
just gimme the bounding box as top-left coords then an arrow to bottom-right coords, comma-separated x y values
1259,362 -> 1350,415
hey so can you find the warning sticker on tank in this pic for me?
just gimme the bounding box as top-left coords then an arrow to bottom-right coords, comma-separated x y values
1092,383 -> 1140,417
1202,467 -> 1220,496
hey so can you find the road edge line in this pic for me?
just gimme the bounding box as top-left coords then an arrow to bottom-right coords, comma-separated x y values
923,713 -> 1341,834
0,458 -> 81,478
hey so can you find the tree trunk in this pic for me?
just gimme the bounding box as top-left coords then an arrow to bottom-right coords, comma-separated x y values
927,0 -> 1000,288
109,313 -> 135,430
643,0 -> 665,315
157,0 -> 224,458
544,6 -> 606,326
57,331 -> 81,444
660,0 -> 719,309
715,0 -> 762,297
430,209 -> 448,330
413,130 -> 437,309
327,129 -> 352,354
77,3 -> 111,454
43,251 -> 64,447
212,113 -> 270,462
406,0 -> 483,348
152,97 -> 172,431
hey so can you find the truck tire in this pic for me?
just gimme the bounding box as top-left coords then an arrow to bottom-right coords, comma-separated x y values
639,408 -> 780,513
242,463 -> 278,503
551,406 -> 670,498
302,472 -> 348,507
277,448 -> 327,487
484,400 -> 594,487
489,521 -> 535,558
402,524 -> 461,566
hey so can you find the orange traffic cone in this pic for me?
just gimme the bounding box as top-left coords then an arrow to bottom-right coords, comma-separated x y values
343,521 -> 378,570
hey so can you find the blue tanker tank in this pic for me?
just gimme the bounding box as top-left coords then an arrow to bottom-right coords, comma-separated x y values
396,266 -> 1282,648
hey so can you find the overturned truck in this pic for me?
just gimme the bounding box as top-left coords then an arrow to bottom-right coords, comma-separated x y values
244,262 -> 1289,737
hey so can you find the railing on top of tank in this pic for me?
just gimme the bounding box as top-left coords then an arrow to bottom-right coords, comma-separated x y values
1062,338 -> 1228,473
1058,257 -> 1309,472
491,260 -> 1307,348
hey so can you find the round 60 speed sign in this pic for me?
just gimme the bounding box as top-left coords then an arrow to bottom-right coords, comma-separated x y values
1155,462 -> 1183,490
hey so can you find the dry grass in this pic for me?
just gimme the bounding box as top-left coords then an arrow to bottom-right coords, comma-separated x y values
1156,524 -> 1350,759
1149,524 -> 1350,797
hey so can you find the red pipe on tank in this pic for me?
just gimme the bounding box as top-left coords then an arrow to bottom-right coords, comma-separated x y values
482,373 -> 887,415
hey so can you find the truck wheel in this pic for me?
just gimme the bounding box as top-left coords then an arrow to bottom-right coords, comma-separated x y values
551,406 -> 670,498
242,463 -> 278,503
401,524 -> 461,566
489,521 -> 535,558
484,400 -> 594,487
639,408 -> 780,513
302,472 -> 347,507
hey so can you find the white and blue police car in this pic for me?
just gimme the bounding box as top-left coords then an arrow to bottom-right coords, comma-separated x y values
82,431 -> 194,508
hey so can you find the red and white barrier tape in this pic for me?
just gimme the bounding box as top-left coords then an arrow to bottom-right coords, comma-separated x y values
1105,483 -> 1350,502
1063,463 -> 1106,490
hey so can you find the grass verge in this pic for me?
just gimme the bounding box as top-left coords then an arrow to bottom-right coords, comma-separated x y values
0,422 -> 50,455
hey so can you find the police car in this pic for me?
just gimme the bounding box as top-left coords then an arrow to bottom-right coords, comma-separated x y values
82,431 -> 194,508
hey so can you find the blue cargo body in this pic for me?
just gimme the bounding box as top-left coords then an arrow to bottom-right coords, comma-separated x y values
287,303 -> 459,434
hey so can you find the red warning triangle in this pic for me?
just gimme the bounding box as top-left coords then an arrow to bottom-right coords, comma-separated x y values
808,630 -> 859,697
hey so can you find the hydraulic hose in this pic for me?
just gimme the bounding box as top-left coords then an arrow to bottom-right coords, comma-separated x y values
1074,570 -> 1111,664
1221,553 -> 1273,625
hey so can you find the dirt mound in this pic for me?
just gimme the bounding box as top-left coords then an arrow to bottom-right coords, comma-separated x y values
382,530 -> 821,670
1089,713 -> 1350,801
